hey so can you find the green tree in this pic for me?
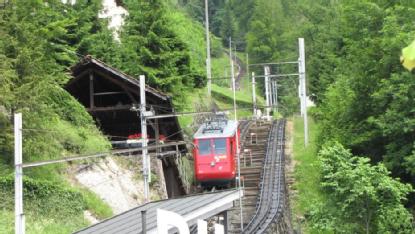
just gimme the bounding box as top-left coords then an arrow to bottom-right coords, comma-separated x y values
311,142 -> 413,233
246,0 -> 299,115
120,0 -> 202,94
220,1 -> 236,45
0,0 -> 109,168
317,2 -> 415,188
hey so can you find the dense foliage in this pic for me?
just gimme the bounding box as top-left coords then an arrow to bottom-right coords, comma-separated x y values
0,0 -> 110,167
119,0 -> 204,92
291,0 -> 415,232
309,1 -> 415,191
180,0 -> 301,115
0,0 -> 218,232
0,1 -> 116,231
205,0 -> 415,231
0,176 -> 86,218
180,0 -> 254,46
310,143 -> 413,233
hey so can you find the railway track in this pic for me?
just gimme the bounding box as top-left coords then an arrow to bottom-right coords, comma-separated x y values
229,119 -> 286,233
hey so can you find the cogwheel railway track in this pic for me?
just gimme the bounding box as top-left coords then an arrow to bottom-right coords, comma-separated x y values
229,119 -> 286,233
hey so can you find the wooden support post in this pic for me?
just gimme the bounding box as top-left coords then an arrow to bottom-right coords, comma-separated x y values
141,210 -> 147,234
252,72 -> 256,117
155,119 -> 160,157
89,71 -> 94,108
223,211 -> 229,234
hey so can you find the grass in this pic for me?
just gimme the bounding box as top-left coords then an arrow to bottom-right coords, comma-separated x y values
0,209 -> 89,234
176,87 -> 211,135
291,115 -> 324,233
211,83 -> 265,107
0,166 -> 113,234
80,188 -> 113,219
211,52 -> 231,87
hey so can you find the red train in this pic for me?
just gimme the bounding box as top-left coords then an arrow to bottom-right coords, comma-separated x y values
193,115 -> 240,186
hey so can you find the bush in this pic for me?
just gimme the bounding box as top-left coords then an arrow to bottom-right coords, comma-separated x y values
0,175 -> 85,218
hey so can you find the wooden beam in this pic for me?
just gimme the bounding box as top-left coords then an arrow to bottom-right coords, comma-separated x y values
92,69 -> 165,105
92,69 -> 140,103
87,105 -> 132,112
93,91 -> 126,96
68,68 -> 170,108
155,119 -> 161,156
89,71 -> 94,108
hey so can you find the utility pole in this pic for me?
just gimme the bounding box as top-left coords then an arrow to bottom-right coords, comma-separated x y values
264,66 -> 271,119
230,40 -> 244,231
274,80 -> 278,115
229,38 -> 235,92
298,38 -> 309,146
140,75 -> 150,202
271,80 -> 277,113
246,53 -> 249,89
252,72 -> 256,117
269,77 -> 273,113
14,113 -> 24,234
205,0 -> 212,97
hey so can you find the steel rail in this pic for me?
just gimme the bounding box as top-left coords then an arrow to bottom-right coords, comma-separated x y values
243,121 -> 278,232
238,120 -> 253,149
255,119 -> 286,233
242,120 -> 286,233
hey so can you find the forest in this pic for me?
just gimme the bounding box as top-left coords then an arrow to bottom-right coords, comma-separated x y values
1,0 -> 415,233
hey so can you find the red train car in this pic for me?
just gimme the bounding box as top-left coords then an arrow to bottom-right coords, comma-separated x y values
193,117 -> 240,186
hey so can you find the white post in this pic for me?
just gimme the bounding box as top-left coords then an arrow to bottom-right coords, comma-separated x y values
140,75 -> 150,202
246,53 -> 249,90
252,72 -> 256,117
14,113 -> 24,234
205,0 -> 212,97
214,223 -> 225,234
264,66 -> 271,119
197,220 -> 208,234
299,38 -> 309,146
272,80 -> 277,112
298,58 -> 304,117
298,82 -> 303,116
157,209 -> 189,234
230,44 -> 244,230
229,38 -> 235,92
270,80 -> 273,109
275,79 -> 278,116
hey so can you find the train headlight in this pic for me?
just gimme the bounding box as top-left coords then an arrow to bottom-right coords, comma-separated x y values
210,161 -> 215,167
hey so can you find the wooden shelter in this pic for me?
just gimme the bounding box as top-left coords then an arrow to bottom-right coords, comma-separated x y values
65,55 -> 186,197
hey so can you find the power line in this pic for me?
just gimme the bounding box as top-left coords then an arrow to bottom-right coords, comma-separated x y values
22,141 -> 187,168
249,61 -> 299,67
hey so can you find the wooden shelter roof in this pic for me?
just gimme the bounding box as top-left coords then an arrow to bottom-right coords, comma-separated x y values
68,55 -> 169,101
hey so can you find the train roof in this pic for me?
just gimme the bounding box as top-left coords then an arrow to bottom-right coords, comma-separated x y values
193,119 -> 238,139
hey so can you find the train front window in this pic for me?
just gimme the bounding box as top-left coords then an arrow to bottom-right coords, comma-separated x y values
198,139 -> 211,156
214,139 -> 227,155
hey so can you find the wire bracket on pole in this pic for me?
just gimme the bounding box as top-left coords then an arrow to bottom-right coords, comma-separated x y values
140,75 -> 150,202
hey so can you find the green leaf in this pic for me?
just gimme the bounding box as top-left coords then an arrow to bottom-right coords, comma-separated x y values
401,40 -> 415,71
